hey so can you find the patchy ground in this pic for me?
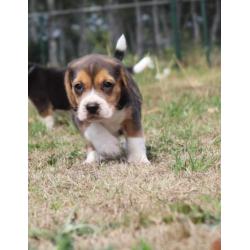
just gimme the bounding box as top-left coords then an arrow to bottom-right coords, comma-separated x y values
28,60 -> 220,250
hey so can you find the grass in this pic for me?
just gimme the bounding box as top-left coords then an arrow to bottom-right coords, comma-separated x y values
29,56 -> 220,250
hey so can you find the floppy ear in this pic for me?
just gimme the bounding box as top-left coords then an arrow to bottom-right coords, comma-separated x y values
117,66 -> 142,118
64,68 -> 78,110
119,66 -> 143,132
119,66 -> 142,104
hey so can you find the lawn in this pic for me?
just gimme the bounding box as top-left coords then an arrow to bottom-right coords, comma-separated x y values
28,56 -> 220,250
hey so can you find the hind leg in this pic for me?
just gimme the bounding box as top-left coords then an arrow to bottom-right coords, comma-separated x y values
39,108 -> 54,130
30,96 -> 54,129
122,119 -> 149,164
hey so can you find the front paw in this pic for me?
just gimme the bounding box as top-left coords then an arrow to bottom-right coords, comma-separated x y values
83,151 -> 99,165
127,154 -> 150,165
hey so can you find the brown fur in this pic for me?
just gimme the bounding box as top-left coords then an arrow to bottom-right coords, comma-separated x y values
122,119 -> 143,137
86,143 -> 95,152
64,54 -> 144,138
211,238 -> 221,250
74,70 -> 92,88
64,70 -> 78,110
39,104 -> 53,118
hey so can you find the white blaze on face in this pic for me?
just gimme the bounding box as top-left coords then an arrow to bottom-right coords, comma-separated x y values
77,89 -> 114,121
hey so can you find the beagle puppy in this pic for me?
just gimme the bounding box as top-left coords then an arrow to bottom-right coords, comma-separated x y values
64,51 -> 149,164
28,63 -> 70,129
28,34 -> 153,130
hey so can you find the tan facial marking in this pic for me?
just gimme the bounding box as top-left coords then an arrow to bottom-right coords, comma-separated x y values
71,70 -> 92,105
94,69 -> 121,105
74,70 -> 92,89
94,69 -> 115,86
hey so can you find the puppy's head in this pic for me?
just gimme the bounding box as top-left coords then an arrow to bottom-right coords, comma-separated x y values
65,54 -> 135,122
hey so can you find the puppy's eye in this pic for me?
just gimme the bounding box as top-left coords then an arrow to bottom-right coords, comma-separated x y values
74,83 -> 84,94
102,81 -> 114,92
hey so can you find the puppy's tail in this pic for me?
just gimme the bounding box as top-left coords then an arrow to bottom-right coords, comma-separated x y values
127,56 -> 154,74
114,34 -> 127,61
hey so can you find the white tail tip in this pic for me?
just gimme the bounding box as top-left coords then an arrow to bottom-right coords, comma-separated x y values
116,34 -> 127,51
133,56 -> 154,74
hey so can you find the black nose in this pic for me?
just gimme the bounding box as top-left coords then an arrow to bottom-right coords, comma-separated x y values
86,103 -> 99,114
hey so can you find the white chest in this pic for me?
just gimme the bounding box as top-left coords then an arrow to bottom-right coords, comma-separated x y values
100,109 -> 126,135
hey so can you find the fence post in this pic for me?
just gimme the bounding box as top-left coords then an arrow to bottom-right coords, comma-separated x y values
38,15 -> 46,64
170,0 -> 182,61
200,0 -> 211,66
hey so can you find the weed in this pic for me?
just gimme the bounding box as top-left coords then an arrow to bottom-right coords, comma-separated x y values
29,121 -> 47,137
138,212 -> 152,228
162,215 -> 174,224
169,202 -> 220,225
132,240 -> 153,250
47,154 -> 58,166
29,211 -> 98,249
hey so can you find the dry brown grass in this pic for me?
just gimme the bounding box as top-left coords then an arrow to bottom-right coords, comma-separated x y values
29,63 -> 220,250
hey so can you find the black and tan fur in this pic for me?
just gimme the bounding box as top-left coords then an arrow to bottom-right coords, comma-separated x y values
64,53 -> 149,164
28,63 -> 70,117
28,60 -> 147,128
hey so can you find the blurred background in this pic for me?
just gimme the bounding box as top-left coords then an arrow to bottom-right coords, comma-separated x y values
28,0 -> 220,67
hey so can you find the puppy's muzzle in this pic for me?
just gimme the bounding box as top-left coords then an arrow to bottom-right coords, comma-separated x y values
86,102 -> 99,114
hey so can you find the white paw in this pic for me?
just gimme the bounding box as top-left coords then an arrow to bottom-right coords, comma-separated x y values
41,115 -> 54,130
83,151 -> 99,165
127,154 -> 150,164
126,137 -> 150,164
